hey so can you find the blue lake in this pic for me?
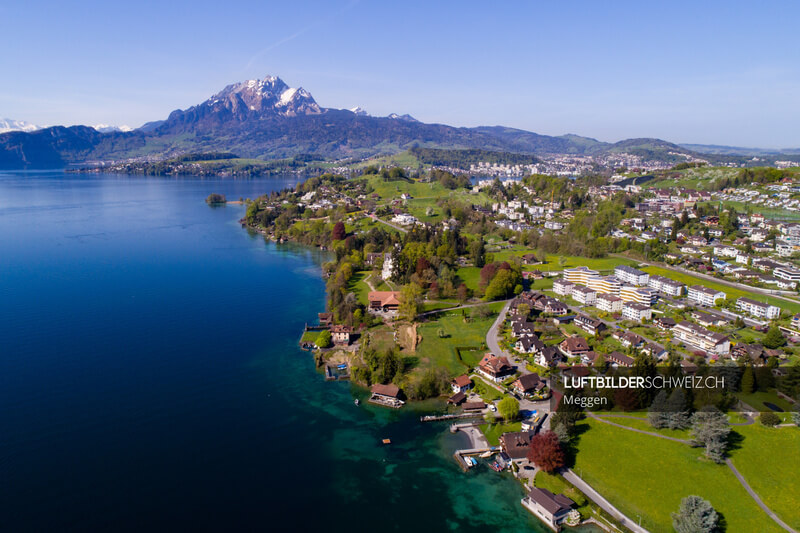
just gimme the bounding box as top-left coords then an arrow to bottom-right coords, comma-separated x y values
0,172 -> 543,531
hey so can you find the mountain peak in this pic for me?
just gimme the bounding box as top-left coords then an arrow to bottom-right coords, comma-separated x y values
201,75 -> 321,118
0,118 -> 42,133
349,106 -> 369,116
387,113 -> 418,122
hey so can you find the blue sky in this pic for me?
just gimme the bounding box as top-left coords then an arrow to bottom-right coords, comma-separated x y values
2,0 -> 799,147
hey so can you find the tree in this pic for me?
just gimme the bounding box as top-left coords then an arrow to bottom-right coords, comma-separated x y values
691,406 -> 730,463
470,238 -> 486,268
648,390 -> 669,429
671,495 -> 719,533
457,283 -> 468,302
485,269 -> 514,300
398,283 -> 423,321
331,221 -> 346,241
526,431 -> 565,473
793,401 -> 800,427
759,411 -> 781,427
666,388 -> 692,430
316,329 -> 332,349
497,396 -> 520,422
740,365 -> 755,394
516,303 -> 531,318
763,326 -> 786,349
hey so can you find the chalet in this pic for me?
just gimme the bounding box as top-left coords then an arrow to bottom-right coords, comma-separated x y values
641,343 -> 668,360
511,318 -> 536,338
369,384 -> 404,408
330,324 -> 353,345
615,331 -> 644,348
516,335 -> 545,354
731,344 -> 768,364
654,316 -> 677,330
606,351 -> 634,367
521,488 -> 576,529
451,375 -> 473,394
559,336 -> 590,358
478,353 -> 515,382
574,314 -> 605,336
499,431 -> 535,462
367,291 -> 401,313
535,346 -> 560,367
512,373 -> 546,397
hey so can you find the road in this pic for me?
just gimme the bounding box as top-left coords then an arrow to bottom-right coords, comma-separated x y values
563,469 -> 650,533
369,214 -> 408,233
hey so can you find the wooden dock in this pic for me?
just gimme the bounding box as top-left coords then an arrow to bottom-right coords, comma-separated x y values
453,446 -> 496,471
420,412 -> 483,422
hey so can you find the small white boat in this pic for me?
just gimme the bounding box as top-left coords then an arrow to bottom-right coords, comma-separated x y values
479,451 -> 493,459
354,399 -> 360,406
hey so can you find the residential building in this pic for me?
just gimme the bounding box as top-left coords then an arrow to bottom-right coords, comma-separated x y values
521,488 -> 576,529
736,297 -> 781,320
614,265 -> 649,286
596,293 -> 623,313
563,266 -> 599,285
451,375 -> 472,394
690,310 -> 729,328
606,351 -> 634,367
381,253 -> 394,280
648,274 -> 686,296
535,346 -> 560,367
620,285 -> 657,306
369,384 -> 404,408
512,373 -> 546,397
622,302 -> 652,322
367,291 -> 402,312
587,275 -> 622,296
774,266 -> 800,283
574,314 -> 605,335
654,316 -> 677,330
673,321 -> 730,355
477,353 -> 515,382
687,285 -> 726,307
553,279 -> 574,297
571,285 -> 597,305
559,336 -> 590,358
330,324 -> 353,345
500,431 -> 535,463
791,313 -> 800,331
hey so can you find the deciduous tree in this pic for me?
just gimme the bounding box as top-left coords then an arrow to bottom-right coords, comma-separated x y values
526,431 -> 565,474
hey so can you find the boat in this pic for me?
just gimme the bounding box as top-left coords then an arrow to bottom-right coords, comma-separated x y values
382,438 -> 391,445
470,457 -> 478,466
479,451 -> 493,458
354,399 -> 360,406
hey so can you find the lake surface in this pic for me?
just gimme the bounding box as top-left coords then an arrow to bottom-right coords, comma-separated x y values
0,171 -> 544,531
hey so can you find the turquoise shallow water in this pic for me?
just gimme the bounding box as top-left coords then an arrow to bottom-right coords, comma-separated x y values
0,171 -> 545,531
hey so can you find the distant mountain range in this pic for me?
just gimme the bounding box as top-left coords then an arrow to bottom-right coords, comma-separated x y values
0,75 -> 793,169
0,118 -> 42,133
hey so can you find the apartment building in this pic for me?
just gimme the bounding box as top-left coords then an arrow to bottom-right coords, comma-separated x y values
648,274 -> 685,296
587,275 -> 622,296
774,266 -> 800,283
571,285 -> 597,305
596,293 -> 623,313
620,285 -> 658,306
563,266 -> 599,285
687,285 -> 726,307
673,321 -> 730,355
735,297 -> 781,320
614,265 -> 649,286
553,279 -> 574,297
622,302 -> 653,322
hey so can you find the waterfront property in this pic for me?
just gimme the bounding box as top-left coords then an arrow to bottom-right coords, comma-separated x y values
369,383 -> 405,408
330,324 -> 353,345
521,488 -> 576,531
499,431 -> 534,464
451,374 -> 473,394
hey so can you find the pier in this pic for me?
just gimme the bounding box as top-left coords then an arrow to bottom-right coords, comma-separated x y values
420,412 -> 484,422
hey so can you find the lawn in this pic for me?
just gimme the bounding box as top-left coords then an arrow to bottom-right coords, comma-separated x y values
736,389 -> 796,421
456,266 -> 481,292
573,418 -> 784,533
300,330 -> 320,343
414,305 -> 502,375
641,265 -> 800,314
346,270 -> 373,306
593,415 -> 692,440
728,424 -> 800,530
490,251 -> 640,273
698,200 -> 800,222
471,377 -> 504,402
480,421 -> 522,446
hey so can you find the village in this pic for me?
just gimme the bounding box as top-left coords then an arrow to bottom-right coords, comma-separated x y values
244,162 -> 800,533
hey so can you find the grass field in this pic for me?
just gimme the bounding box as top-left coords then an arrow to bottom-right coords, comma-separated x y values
489,250 -> 640,273
641,265 -> 800,314
573,418 -> 784,533
593,415 -> 692,440
346,271 -> 373,306
698,200 -> 800,222
300,330 -> 320,343
414,303 -> 503,375
728,424 -> 800,530
480,421 -> 522,446
736,389 -> 796,421
456,266 -> 481,291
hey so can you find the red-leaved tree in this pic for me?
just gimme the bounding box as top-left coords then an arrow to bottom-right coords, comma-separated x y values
526,431 -> 565,473
331,221 -> 346,241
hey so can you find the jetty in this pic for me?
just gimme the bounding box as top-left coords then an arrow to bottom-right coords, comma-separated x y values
420,412 -> 484,422
453,446 -> 497,472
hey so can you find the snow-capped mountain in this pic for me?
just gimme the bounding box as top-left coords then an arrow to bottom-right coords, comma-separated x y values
0,118 -> 42,133
93,124 -> 133,133
349,106 -> 369,116
387,113 -> 419,122
202,75 -> 321,118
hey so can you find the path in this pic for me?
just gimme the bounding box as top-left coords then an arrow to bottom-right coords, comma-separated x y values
588,413 -> 797,532
725,459 -> 798,533
369,214 -> 408,233
562,469 -> 649,533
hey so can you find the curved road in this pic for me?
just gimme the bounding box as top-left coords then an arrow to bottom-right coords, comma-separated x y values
563,469 -> 649,533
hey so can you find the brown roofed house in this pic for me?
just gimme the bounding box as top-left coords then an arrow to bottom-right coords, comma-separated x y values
478,353 -> 515,382
499,431 -> 535,461
330,324 -> 353,345
368,291 -> 402,312
559,336 -> 590,358
369,383 -> 404,408
451,374 -> 473,394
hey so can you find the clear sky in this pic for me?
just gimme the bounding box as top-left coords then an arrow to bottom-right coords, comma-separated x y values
2,0 -> 799,147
